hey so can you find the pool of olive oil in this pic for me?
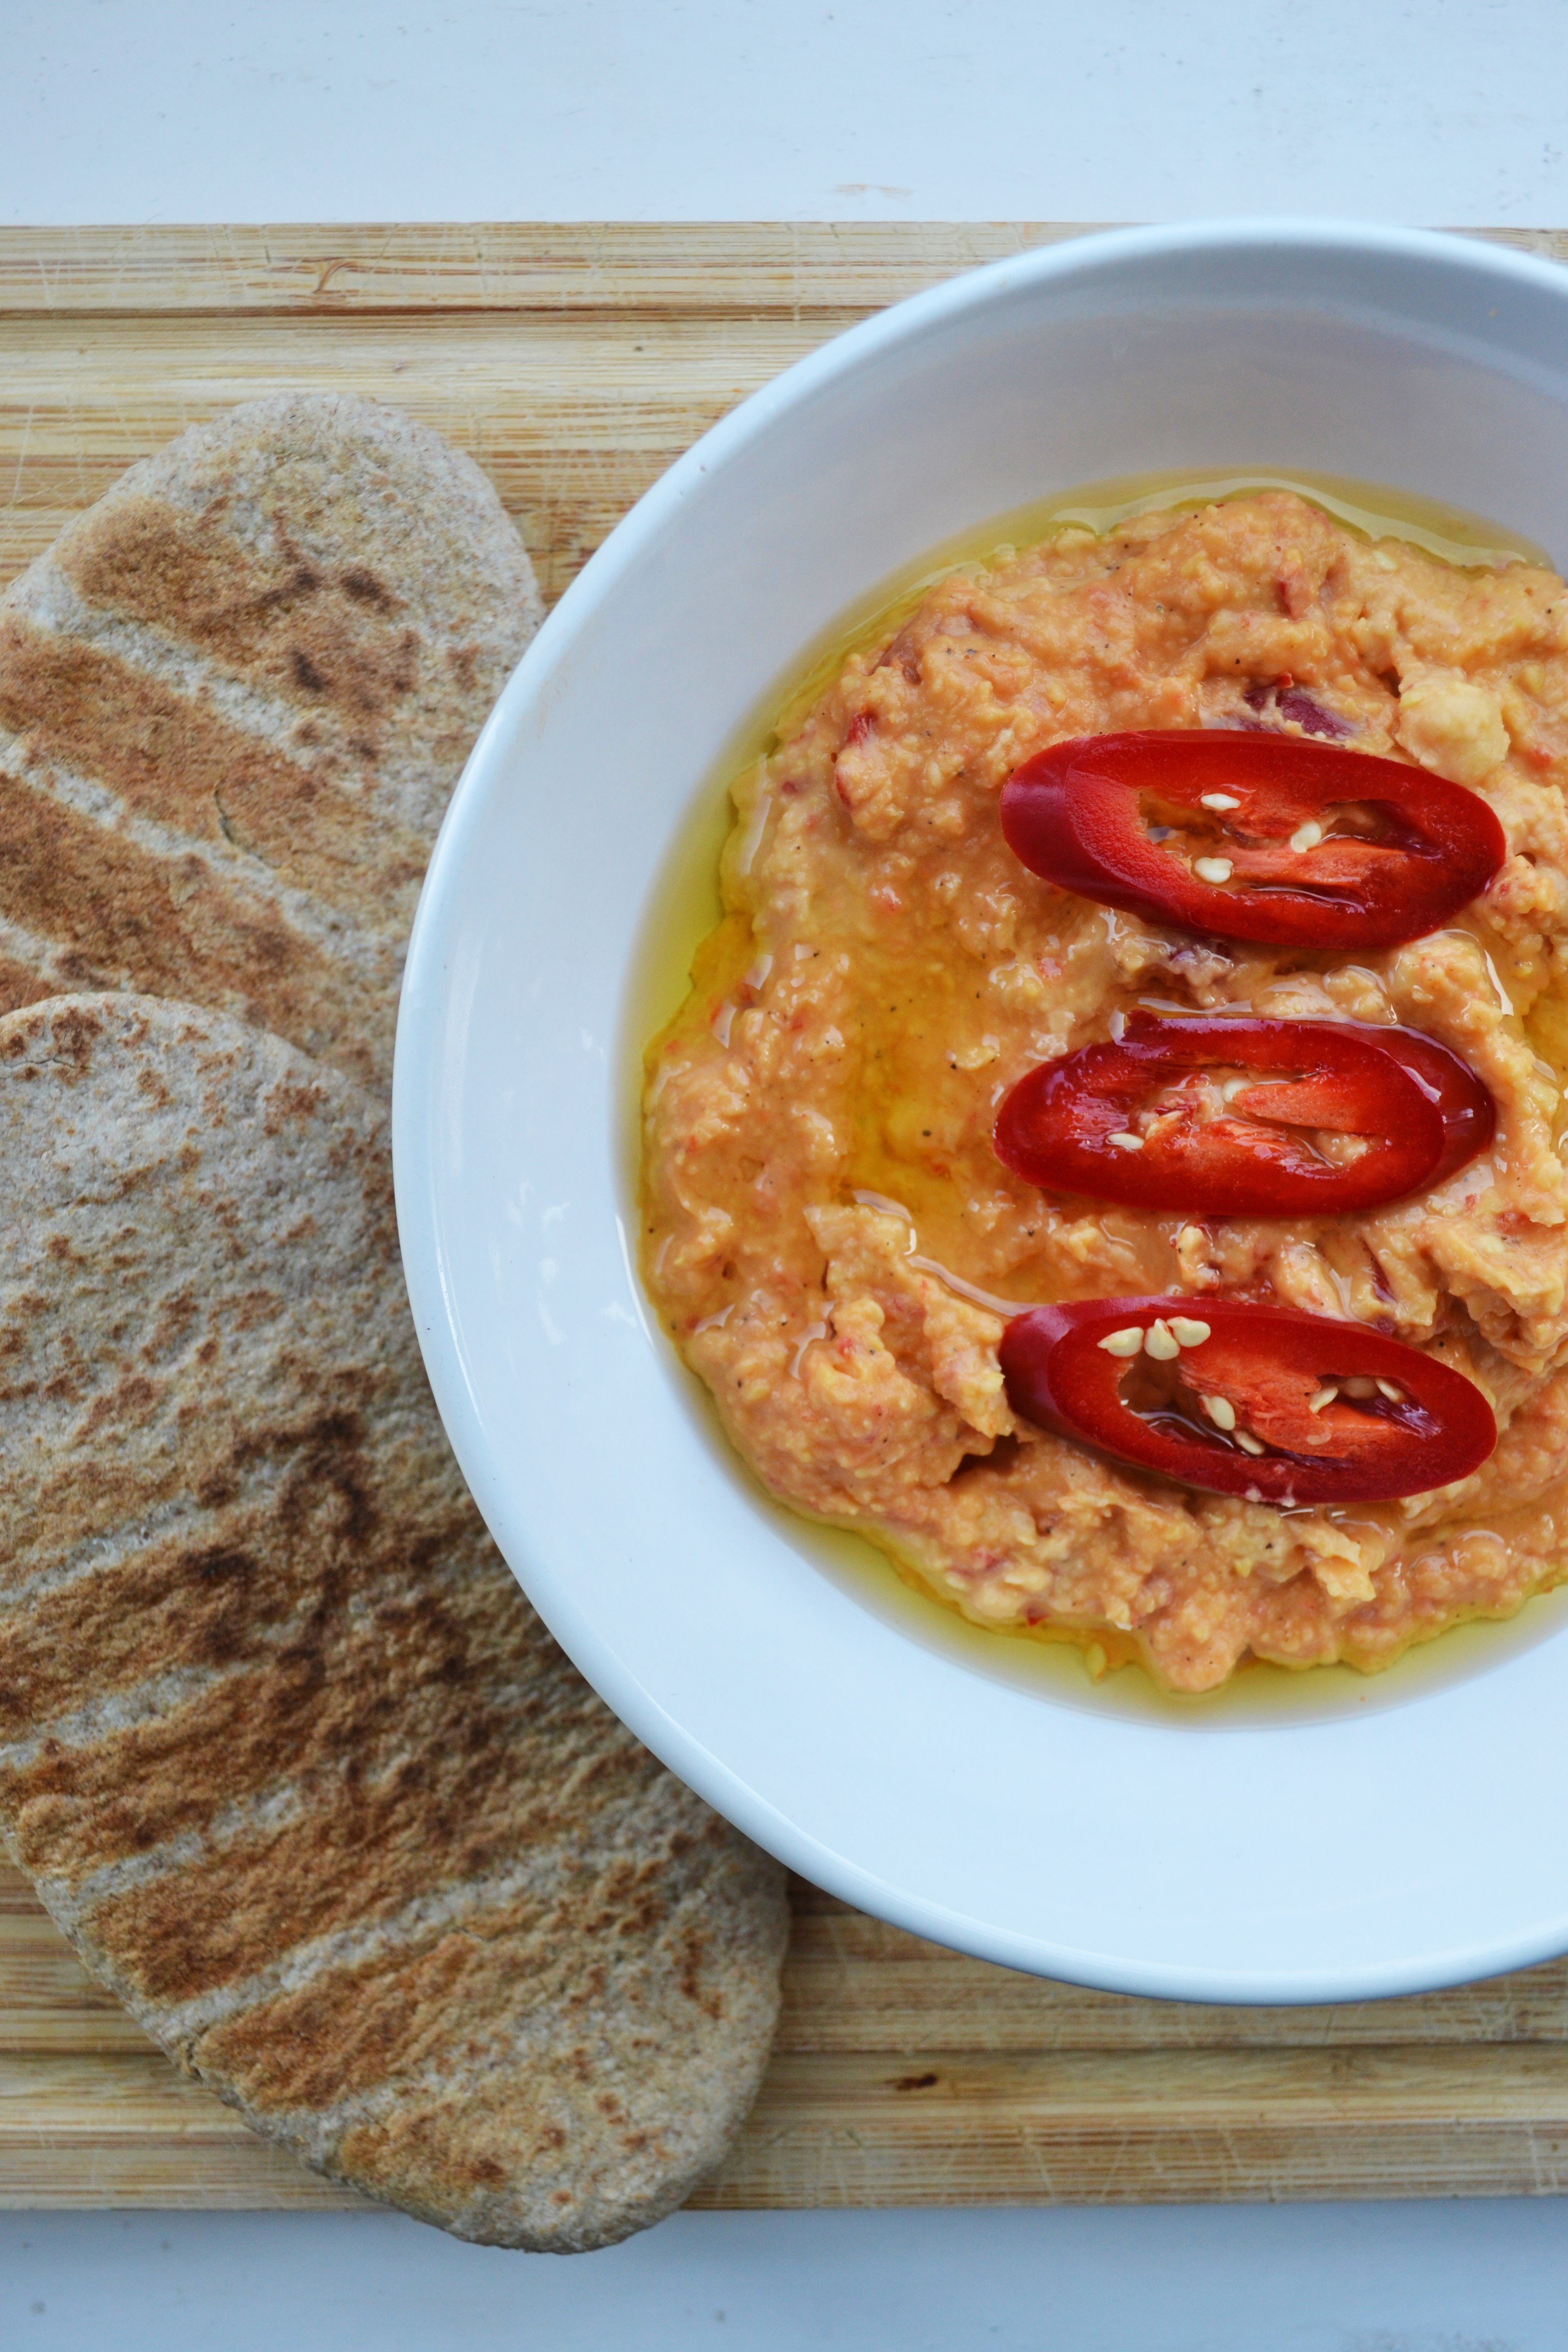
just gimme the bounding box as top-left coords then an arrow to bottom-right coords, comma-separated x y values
623,467 -> 1568,1725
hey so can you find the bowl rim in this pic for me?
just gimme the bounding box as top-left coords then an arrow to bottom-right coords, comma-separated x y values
404,215 -> 1568,763
395,217 -> 1568,2002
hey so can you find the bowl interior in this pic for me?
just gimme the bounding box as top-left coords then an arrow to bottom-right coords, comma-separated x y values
396,225 -> 1568,1999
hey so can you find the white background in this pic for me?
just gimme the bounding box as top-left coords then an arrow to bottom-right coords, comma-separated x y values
5,2 -> 1568,2346
4,0 -> 1567,228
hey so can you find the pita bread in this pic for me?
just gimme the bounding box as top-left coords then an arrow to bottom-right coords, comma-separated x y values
0,394 -> 541,1093
0,994 -> 788,2249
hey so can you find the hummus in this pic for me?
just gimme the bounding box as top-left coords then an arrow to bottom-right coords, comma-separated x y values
641,492 -> 1568,1692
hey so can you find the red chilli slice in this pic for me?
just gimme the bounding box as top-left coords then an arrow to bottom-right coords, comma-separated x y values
1000,730 -> 1506,950
993,1015 -> 1494,1217
999,1295 -> 1496,1505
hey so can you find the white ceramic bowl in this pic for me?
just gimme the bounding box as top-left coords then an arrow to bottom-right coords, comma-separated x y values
395,222 -> 1568,2002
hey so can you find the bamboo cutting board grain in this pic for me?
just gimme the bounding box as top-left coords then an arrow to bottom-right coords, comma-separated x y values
3,222 -> 1568,2213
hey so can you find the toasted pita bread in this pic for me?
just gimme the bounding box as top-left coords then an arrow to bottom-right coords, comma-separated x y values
0,394 -> 541,1092
0,994 -> 788,2249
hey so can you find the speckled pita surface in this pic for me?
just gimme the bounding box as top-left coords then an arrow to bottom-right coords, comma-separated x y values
0,994 -> 788,2248
0,393 -> 542,1093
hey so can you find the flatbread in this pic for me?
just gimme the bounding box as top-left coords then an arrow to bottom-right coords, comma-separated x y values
0,394 -> 541,1093
0,994 -> 788,2249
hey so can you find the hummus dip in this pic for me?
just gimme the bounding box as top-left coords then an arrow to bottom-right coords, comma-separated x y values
641,492 -> 1568,1692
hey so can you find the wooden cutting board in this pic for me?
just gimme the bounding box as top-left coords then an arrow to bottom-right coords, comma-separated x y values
3,220 -> 1568,2214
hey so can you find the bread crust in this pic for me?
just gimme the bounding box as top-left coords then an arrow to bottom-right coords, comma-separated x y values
0,393 -> 543,1092
0,994 -> 788,2249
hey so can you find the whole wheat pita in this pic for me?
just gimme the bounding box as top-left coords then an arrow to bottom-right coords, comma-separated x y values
0,394 -> 541,1093
0,994 -> 788,2249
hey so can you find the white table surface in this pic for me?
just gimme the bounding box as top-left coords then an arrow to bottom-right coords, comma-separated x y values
5,4 -> 1568,2345
6,0 -> 1568,227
